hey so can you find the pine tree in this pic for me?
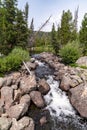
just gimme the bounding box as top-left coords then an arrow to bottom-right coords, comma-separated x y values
30,18 -> 34,33
51,23 -> 59,54
25,2 -> 29,23
60,10 -> 72,46
0,1 -> 8,54
71,7 -> 79,41
1,0 -> 18,54
79,13 -> 87,55
15,9 -> 28,48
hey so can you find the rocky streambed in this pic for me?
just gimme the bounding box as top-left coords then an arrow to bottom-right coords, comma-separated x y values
0,52 -> 87,130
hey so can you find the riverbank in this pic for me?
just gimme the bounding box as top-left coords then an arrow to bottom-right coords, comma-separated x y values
0,52 -> 87,130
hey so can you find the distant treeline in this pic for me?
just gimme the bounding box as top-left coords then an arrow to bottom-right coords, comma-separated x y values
0,1 -> 87,57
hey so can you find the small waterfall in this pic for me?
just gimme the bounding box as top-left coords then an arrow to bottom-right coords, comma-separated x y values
33,58 -> 87,130
44,76 -> 87,130
44,76 -> 75,117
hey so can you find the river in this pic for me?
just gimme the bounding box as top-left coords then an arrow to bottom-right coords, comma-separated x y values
28,55 -> 87,130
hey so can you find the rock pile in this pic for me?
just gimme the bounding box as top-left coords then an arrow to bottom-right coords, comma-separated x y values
39,52 -> 87,118
0,60 -> 50,130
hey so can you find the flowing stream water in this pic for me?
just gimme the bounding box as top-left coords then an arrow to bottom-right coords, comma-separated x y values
30,56 -> 87,130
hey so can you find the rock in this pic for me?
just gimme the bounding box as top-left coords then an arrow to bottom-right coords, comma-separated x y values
30,58 -> 35,63
20,94 -> 30,106
0,78 -> 6,88
69,83 -> 87,118
14,89 -> 22,103
70,75 -> 83,84
11,85 -> 18,90
0,117 -> 12,130
30,91 -> 45,108
22,61 -> 37,70
38,79 -> 50,94
0,100 -> 5,116
5,76 -> 13,86
10,117 -> 34,130
20,75 -> 37,94
6,103 -> 28,120
40,116 -> 47,126
76,56 -> 87,67
60,75 -> 72,91
11,72 -> 21,84
1,113 -> 8,118
1,87 -> 13,109
54,69 -> 65,80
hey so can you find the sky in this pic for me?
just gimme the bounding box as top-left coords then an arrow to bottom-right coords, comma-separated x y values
18,0 -> 87,32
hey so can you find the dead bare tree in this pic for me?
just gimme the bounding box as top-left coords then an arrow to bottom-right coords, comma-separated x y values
28,15 -> 52,54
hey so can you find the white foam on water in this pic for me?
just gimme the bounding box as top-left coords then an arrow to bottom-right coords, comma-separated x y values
44,76 -> 76,117
35,60 -> 45,66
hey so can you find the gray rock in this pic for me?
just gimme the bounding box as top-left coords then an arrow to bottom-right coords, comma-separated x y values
76,56 -> 87,67
10,117 -> 34,130
30,91 -> 45,108
0,117 -> 12,130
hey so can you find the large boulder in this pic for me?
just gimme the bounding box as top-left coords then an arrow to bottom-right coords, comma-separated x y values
0,117 -> 12,130
6,103 -> 28,120
10,117 -> 34,130
20,75 -> 37,94
76,56 -> 87,67
30,91 -> 45,108
69,83 -> 87,118
38,79 -> 50,94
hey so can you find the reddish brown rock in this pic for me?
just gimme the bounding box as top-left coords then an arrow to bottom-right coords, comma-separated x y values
20,75 -> 37,94
38,79 -> 50,94
14,89 -> 22,103
4,76 -> 13,86
0,99 -> 5,116
60,75 -> 71,91
69,83 -> 87,118
6,103 -> 28,120
0,78 -> 6,88
20,94 -> 31,106
11,85 -> 18,90
1,86 -> 13,109
40,116 -> 47,126
30,91 -> 45,108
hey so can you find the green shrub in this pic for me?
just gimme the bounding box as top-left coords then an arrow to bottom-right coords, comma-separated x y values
59,41 -> 81,65
0,47 -> 30,74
